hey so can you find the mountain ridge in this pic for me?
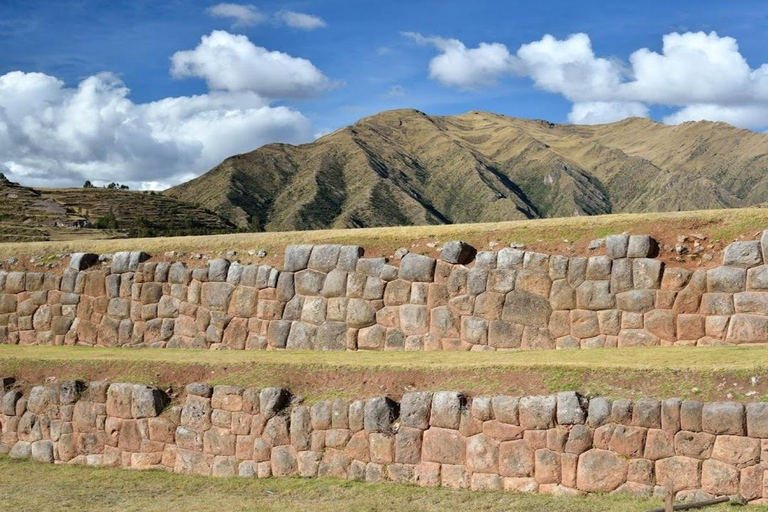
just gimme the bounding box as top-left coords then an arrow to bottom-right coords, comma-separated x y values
165,108 -> 768,231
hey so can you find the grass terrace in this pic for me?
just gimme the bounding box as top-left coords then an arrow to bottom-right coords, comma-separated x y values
1,344 -> 768,403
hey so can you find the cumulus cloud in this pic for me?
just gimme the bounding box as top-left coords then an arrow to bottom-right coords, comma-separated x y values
0,31 -> 328,189
407,30 -> 768,129
171,30 -> 333,98
206,3 -> 265,27
276,10 -> 327,30
403,32 -> 516,90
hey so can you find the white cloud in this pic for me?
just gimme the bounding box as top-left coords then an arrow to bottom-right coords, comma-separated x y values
276,10 -> 327,30
407,30 -> 768,129
206,3 -> 265,27
403,32 -> 516,90
0,31 -> 328,189
171,30 -> 333,98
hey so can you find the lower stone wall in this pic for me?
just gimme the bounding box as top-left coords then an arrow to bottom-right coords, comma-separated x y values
2,378 -> 768,504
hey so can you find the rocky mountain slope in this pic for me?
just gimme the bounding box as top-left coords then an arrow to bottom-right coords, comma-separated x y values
166,109 -> 768,231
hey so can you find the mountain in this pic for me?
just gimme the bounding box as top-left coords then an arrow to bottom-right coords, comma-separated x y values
165,109 -> 768,231
0,175 -> 235,242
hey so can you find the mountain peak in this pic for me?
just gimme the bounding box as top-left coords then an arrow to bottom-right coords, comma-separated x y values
165,109 -> 768,232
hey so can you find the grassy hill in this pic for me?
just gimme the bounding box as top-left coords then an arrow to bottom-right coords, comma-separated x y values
0,175 -> 236,242
167,109 -> 768,230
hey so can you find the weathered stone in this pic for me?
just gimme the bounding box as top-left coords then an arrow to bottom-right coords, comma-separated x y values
702,402 -> 744,435
746,402 -> 768,438
284,245 -> 313,272
707,266 -> 746,293
308,245 -> 341,273
364,397 -> 397,433
633,259 -> 663,289
711,435 -> 759,466
627,235 -> 656,258
502,291 -> 551,327
441,241 -> 476,264
724,241 -> 763,269
726,314 -> 768,343
70,253 -> 99,271
576,449 -> 628,492
655,455 -> 701,492
398,253 -> 436,282
422,427 -> 465,465
132,385 -> 168,418
557,392 -> 586,425
430,391 -> 464,429
498,248 -> 525,269
587,397 -> 611,428
606,234 -> 629,259
674,430 -> 715,459
519,396 -> 556,430
618,329 -> 659,347
466,433 -> 499,472
401,391 -> 432,430
259,388 -> 291,419
576,280 -> 615,310
701,459 -> 739,495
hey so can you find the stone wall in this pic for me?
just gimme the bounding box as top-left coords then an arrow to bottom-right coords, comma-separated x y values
2,378 -> 768,503
2,232 -> 768,350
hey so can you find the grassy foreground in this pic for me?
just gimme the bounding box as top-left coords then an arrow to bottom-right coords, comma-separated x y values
0,457 -> 739,512
2,344 -> 768,403
0,206 -> 766,262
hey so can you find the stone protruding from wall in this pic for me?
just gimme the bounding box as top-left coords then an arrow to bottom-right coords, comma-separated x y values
3,232 -> 768,350
2,380 -> 768,504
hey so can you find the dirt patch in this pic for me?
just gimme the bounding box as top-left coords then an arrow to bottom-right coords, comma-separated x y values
3,358 -> 767,405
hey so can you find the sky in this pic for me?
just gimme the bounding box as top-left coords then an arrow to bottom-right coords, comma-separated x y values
2,0 -> 768,190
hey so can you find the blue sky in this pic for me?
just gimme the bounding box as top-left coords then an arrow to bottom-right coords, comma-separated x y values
1,0 -> 768,188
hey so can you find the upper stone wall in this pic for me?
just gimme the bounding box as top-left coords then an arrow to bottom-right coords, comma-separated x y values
1,232 -> 768,350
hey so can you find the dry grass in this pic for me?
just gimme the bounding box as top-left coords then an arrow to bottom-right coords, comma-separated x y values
0,206 -> 767,263
2,345 -> 768,403
0,457 -> 741,512
3,344 -> 768,370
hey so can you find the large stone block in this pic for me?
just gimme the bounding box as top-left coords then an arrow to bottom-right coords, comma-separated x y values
734,291 -> 768,315
606,234 -> 629,259
284,245 -> 313,272
576,449 -> 627,492
466,433 -> 499,473
132,385 -> 168,418
701,459 -> 739,495
701,402 -> 744,435
725,314 -> 768,343
502,291 -> 551,327
69,253 -> 99,271
575,280 -> 615,310
707,266 -> 747,293
422,427 -> 465,465
627,235 -> 657,258
401,391 -> 432,430
398,253 -> 436,282
519,395 -> 556,430
746,402 -> 768,438
633,259 -> 663,289
441,241 -> 476,265
557,392 -> 586,425
711,435 -> 759,466
655,456 -> 701,492
364,397 -> 397,433
430,391 -> 464,430
308,245 -> 341,273
723,241 -> 762,269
